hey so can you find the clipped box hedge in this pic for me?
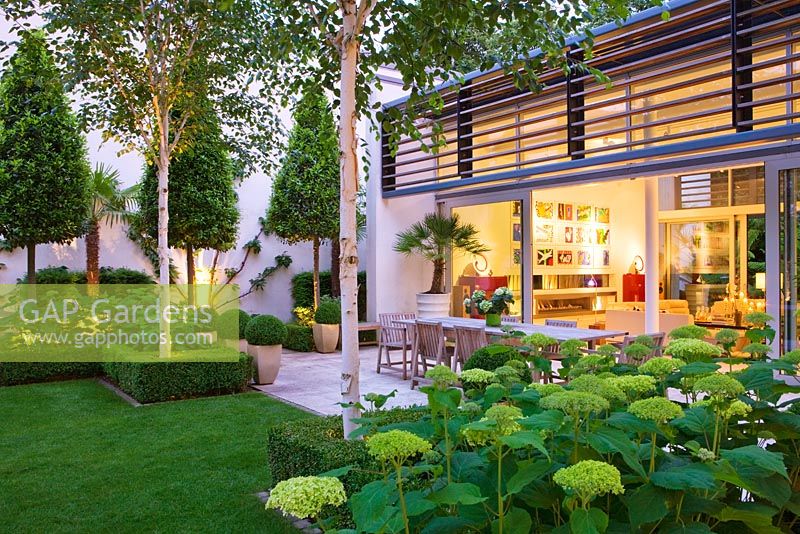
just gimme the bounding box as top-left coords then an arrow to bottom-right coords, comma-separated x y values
0,362 -> 103,386
103,353 -> 253,403
267,406 -> 427,527
284,324 -> 314,352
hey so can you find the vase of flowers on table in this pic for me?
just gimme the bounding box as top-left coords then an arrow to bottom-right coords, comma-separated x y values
464,287 -> 515,327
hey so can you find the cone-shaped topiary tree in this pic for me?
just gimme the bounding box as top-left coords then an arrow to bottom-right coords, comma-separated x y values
264,91 -> 339,308
135,99 -> 239,286
0,30 -> 91,283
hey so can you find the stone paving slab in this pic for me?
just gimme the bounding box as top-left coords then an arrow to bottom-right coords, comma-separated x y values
252,347 -> 427,415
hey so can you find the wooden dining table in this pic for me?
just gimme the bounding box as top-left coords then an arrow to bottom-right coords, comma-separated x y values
395,316 -> 627,349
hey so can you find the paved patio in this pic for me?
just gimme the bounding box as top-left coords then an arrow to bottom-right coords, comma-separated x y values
252,346 -> 427,415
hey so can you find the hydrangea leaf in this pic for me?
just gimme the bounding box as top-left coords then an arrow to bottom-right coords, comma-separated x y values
427,482 -> 486,505
491,506 -> 532,534
504,459 -> 551,496
650,463 -> 716,491
624,483 -> 669,528
719,445 -> 788,479
584,426 -> 647,479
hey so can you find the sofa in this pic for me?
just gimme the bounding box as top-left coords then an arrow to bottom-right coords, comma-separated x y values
604,303 -> 693,337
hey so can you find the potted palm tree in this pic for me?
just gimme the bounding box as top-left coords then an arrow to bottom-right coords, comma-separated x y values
394,212 -> 488,318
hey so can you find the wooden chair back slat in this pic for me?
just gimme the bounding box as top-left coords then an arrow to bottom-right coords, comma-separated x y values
415,320 -> 445,362
379,312 -> 415,345
453,325 -> 488,371
501,315 -> 521,324
617,332 -> 666,364
545,319 -> 578,328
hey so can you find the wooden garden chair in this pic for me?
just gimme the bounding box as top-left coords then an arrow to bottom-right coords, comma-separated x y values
542,318 -> 578,383
614,332 -> 666,364
376,312 -> 415,380
410,320 -> 450,388
452,325 -> 488,373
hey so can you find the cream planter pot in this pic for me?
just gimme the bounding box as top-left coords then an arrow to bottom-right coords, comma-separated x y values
239,339 -> 249,354
248,344 -> 282,384
416,292 -> 451,318
313,323 -> 340,353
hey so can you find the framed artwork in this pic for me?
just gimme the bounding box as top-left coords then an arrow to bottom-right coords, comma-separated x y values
513,248 -> 521,265
595,206 -> 610,224
563,226 -> 574,244
577,204 -> 593,222
512,223 -> 522,242
596,228 -> 610,245
575,226 -> 586,244
537,248 -> 554,266
602,249 -> 610,267
535,223 -> 554,243
557,250 -> 573,265
557,203 -> 573,221
512,201 -> 521,217
535,201 -> 554,219
577,249 -> 592,266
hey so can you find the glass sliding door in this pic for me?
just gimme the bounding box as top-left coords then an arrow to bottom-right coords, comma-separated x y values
766,160 -> 800,355
779,169 -> 799,353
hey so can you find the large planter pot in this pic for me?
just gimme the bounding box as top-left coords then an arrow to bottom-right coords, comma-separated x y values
248,344 -> 282,384
239,339 -> 249,354
416,292 -> 451,318
312,323 -> 340,353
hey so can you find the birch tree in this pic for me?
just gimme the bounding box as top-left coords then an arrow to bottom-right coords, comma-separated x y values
1,0 -> 280,288
265,0 -> 663,437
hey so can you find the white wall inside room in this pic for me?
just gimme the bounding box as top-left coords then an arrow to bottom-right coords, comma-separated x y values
532,179 -> 646,298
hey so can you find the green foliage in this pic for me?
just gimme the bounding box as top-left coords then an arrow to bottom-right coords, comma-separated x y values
217,309 -> 251,340
136,101 -> 239,254
266,406 -> 429,528
244,314 -> 287,346
264,91 -> 339,244
17,266 -> 154,284
291,270 -> 367,319
0,362 -> 102,386
314,297 -> 341,325
285,324 -> 314,352
102,354 -> 252,403
0,31 -> 91,256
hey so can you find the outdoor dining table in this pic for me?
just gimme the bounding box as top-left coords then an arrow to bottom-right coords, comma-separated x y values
395,316 -> 627,349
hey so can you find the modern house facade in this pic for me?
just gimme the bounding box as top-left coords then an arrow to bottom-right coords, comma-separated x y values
366,0 -> 800,354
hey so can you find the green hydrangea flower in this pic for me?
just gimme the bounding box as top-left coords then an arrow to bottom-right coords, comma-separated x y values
559,338 -> 588,358
266,476 -> 346,519
669,325 -> 710,340
493,365 -> 524,387
693,373 -> 745,398
568,374 -> 626,405
527,382 -> 564,397
460,401 -> 483,415
623,342 -> 653,362
695,448 -> 716,462
540,390 -> 609,415
569,354 -> 614,378
721,399 -> 752,419
714,328 -> 741,347
743,311 -> 773,327
523,332 -> 557,348
425,365 -> 458,388
628,397 -> 683,423
610,375 -> 656,398
781,350 -> 800,365
461,404 -> 523,446
664,338 -> 722,361
742,343 -> 772,358
460,368 -> 496,386
553,460 -> 624,504
366,430 -> 432,464
639,356 -> 685,377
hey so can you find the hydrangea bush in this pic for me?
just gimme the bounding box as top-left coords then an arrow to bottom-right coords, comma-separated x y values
267,324 -> 800,533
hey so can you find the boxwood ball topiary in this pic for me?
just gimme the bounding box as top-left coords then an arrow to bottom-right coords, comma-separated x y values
314,297 -> 341,325
245,314 -> 287,346
463,344 -> 529,382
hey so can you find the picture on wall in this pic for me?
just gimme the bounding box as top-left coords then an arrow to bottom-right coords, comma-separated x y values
598,249 -> 610,267
578,249 -> 592,266
576,226 -> 592,244
535,223 -> 554,243
557,250 -> 573,265
537,248 -> 554,266
595,206 -> 610,224
535,201 -> 554,219
512,223 -> 522,242
596,228 -> 610,245
512,201 -> 521,217
558,203 -> 573,221
577,204 -> 593,222
563,226 -> 574,243
513,248 -> 521,265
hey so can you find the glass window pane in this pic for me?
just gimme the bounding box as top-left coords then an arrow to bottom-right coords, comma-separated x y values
732,166 -> 765,206
668,220 -> 730,314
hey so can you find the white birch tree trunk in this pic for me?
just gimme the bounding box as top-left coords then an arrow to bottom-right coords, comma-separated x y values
339,0 -> 362,438
157,119 -> 171,358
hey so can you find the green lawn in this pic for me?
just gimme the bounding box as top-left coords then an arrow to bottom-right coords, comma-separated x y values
0,379 -> 312,533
